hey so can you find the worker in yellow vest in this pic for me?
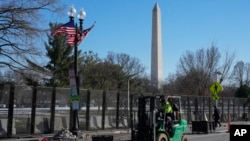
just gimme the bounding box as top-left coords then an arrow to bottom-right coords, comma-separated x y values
160,97 -> 173,121
160,97 -> 176,137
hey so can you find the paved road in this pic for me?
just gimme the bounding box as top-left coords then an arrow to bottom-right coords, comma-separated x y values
2,121 -> 249,141
187,133 -> 229,141
186,121 -> 250,141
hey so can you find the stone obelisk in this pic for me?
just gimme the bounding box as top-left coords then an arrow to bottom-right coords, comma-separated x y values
151,3 -> 163,91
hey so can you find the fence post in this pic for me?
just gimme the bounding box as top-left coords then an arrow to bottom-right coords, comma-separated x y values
233,98 -> 235,121
238,99 -> 240,120
7,84 -> 15,138
221,97 -> 224,122
86,90 -> 90,130
243,102 -> 246,120
130,94 -> 133,130
248,106 -> 250,121
116,91 -> 120,129
202,97 -> 205,120
30,85 -> 37,134
208,97 -> 211,121
50,87 -> 56,133
228,98 -> 230,121
187,97 -> 191,123
102,90 -> 106,130
195,96 -> 198,121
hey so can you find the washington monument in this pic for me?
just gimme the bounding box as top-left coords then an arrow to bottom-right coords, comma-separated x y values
151,3 -> 163,91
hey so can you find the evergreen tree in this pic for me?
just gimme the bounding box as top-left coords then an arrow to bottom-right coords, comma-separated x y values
44,23 -> 79,87
235,84 -> 250,98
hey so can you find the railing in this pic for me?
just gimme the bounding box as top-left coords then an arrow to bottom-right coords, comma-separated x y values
0,84 -> 248,138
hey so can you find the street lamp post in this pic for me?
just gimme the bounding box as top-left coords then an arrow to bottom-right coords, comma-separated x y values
68,6 -> 86,135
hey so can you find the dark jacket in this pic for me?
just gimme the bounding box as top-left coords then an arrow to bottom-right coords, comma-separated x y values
213,107 -> 220,120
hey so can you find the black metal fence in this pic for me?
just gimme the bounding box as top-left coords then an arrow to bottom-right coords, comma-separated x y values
180,95 -> 249,123
0,84 -> 248,138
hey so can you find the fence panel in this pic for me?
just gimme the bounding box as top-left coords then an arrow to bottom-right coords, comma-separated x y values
118,91 -> 129,128
34,87 -> 53,134
78,89 -> 88,130
89,90 -> 103,130
105,91 -> 117,129
14,85 -> 33,135
53,87 -> 70,132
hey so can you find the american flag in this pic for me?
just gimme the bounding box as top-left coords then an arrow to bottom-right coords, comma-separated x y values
51,21 -> 76,45
77,22 -> 95,44
51,21 -> 95,46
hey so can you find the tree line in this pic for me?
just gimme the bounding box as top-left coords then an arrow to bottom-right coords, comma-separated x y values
0,1 -> 250,98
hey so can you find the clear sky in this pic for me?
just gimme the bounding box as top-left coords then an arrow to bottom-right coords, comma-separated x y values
47,0 -> 250,79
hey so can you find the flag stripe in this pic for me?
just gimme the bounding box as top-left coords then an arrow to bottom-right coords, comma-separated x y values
51,21 -> 75,35
51,21 -> 76,46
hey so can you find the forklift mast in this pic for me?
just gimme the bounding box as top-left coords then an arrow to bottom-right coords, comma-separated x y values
132,96 -> 159,141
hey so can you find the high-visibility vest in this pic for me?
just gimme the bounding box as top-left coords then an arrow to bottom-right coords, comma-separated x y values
161,101 -> 173,114
165,102 -> 173,113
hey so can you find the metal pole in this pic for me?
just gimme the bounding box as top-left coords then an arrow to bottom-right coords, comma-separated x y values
86,90 -> 90,130
30,86 -> 37,134
127,79 -> 130,128
116,91 -> 120,129
221,97 -> 224,122
233,99 -> 235,121
102,90 -> 106,129
7,84 -> 15,138
71,22 -> 79,135
228,98 -> 230,121
130,94 -> 133,133
202,97 -> 205,120
208,97 -> 211,121
69,8 -> 84,134
50,87 -> 56,133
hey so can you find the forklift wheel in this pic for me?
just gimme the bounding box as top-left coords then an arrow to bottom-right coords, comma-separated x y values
156,133 -> 169,141
181,135 -> 188,141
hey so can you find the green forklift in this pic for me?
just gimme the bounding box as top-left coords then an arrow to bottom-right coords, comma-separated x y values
131,95 -> 188,141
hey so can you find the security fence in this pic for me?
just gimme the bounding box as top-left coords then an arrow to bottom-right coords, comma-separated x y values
180,95 -> 249,123
0,84 -> 249,138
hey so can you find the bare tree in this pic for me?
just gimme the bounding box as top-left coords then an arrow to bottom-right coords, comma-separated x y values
231,61 -> 250,98
232,61 -> 244,87
105,52 -> 146,78
244,63 -> 250,86
105,52 -> 147,91
176,44 -> 220,96
164,73 -> 178,94
0,0 -> 64,72
231,61 -> 250,87
217,50 -> 235,84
